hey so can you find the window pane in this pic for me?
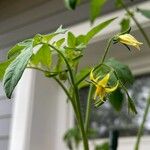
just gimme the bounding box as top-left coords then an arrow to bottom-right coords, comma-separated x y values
79,74 -> 150,138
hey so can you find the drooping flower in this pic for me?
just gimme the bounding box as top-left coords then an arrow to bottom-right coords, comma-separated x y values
90,70 -> 119,101
118,34 -> 143,50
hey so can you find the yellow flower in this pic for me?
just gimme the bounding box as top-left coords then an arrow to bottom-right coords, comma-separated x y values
118,34 -> 143,50
90,70 -> 118,101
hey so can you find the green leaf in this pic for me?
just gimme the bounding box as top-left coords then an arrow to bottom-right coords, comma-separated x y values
95,142 -> 109,150
59,72 -> 68,81
76,18 -> 116,45
64,0 -> 79,10
75,68 -> 91,89
67,32 -> 76,47
63,127 -> 81,149
90,0 -> 107,23
0,58 -> 14,80
127,95 -> 137,114
85,18 -> 117,44
76,35 -> 86,45
76,67 -> 91,85
115,0 -> 123,8
108,89 -> 124,111
55,25 -> 68,34
105,58 -> 134,85
31,44 -> 51,68
120,18 -> 130,32
3,46 -> 33,98
7,39 -> 32,59
137,8 -> 150,19
55,38 -> 65,48
55,54 -> 64,72
33,26 -> 67,45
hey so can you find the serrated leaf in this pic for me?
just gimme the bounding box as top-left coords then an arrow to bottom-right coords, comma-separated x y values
56,38 -> 65,48
115,0 -> 123,8
90,0 -> 107,23
63,127 -> 81,149
85,18 -> 117,44
76,18 -> 116,45
3,46 -> 33,98
108,89 -> 124,111
76,67 -> 91,85
55,25 -> 68,34
31,44 -> 51,68
76,35 -> 86,45
55,54 -> 64,72
128,95 -> 137,114
95,142 -> 109,150
137,8 -> 150,19
67,32 -> 76,47
105,58 -> 134,85
120,18 -> 130,32
7,39 -> 32,59
0,58 -> 14,80
33,26 -> 67,45
64,0 -> 78,10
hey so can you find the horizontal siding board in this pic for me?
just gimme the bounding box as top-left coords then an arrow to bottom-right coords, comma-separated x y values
0,0 -> 49,22
0,0 -> 147,49
0,0 -> 64,35
0,99 -> 12,116
0,118 -> 11,136
0,2 -> 90,49
0,139 -> 8,150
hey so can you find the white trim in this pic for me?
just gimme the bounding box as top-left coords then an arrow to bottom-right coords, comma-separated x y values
9,69 -> 36,150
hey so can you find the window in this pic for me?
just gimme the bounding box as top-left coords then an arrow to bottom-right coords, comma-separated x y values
79,74 -> 150,138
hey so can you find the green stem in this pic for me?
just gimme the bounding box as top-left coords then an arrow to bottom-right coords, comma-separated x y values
27,66 -> 47,73
85,85 -> 93,132
84,37 -> 113,133
53,77 -> 73,103
134,95 -> 150,150
73,83 -> 89,150
49,44 -> 89,150
53,77 -> 79,120
120,1 -> 150,149
101,38 -> 113,63
120,0 -> 150,48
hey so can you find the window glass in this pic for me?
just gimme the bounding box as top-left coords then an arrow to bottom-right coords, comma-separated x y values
79,74 -> 150,138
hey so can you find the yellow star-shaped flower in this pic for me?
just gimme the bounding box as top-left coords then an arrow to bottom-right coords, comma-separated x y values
90,69 -> 119,101
118,34 -> 143,50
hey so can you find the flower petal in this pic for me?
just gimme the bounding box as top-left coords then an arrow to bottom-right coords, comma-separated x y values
118,34 -> 143,50
98,73 -> 110,87
90,69 -> 98,83
94,86 -> 106,101
105,81 -> 119,93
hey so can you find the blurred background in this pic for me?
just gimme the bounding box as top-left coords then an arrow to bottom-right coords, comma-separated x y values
0,0 -> 150,150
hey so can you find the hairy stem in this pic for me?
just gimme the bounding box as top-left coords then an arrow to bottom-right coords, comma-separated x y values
101,38 -> 113,63
134,95 -> 150,150
49,45 -> 89,150
85,85 -> 93,132
120,1 -> 150,149
84,37 -> 113,133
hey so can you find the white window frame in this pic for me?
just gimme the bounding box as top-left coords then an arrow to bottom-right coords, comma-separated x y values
7,1 -> 150,150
